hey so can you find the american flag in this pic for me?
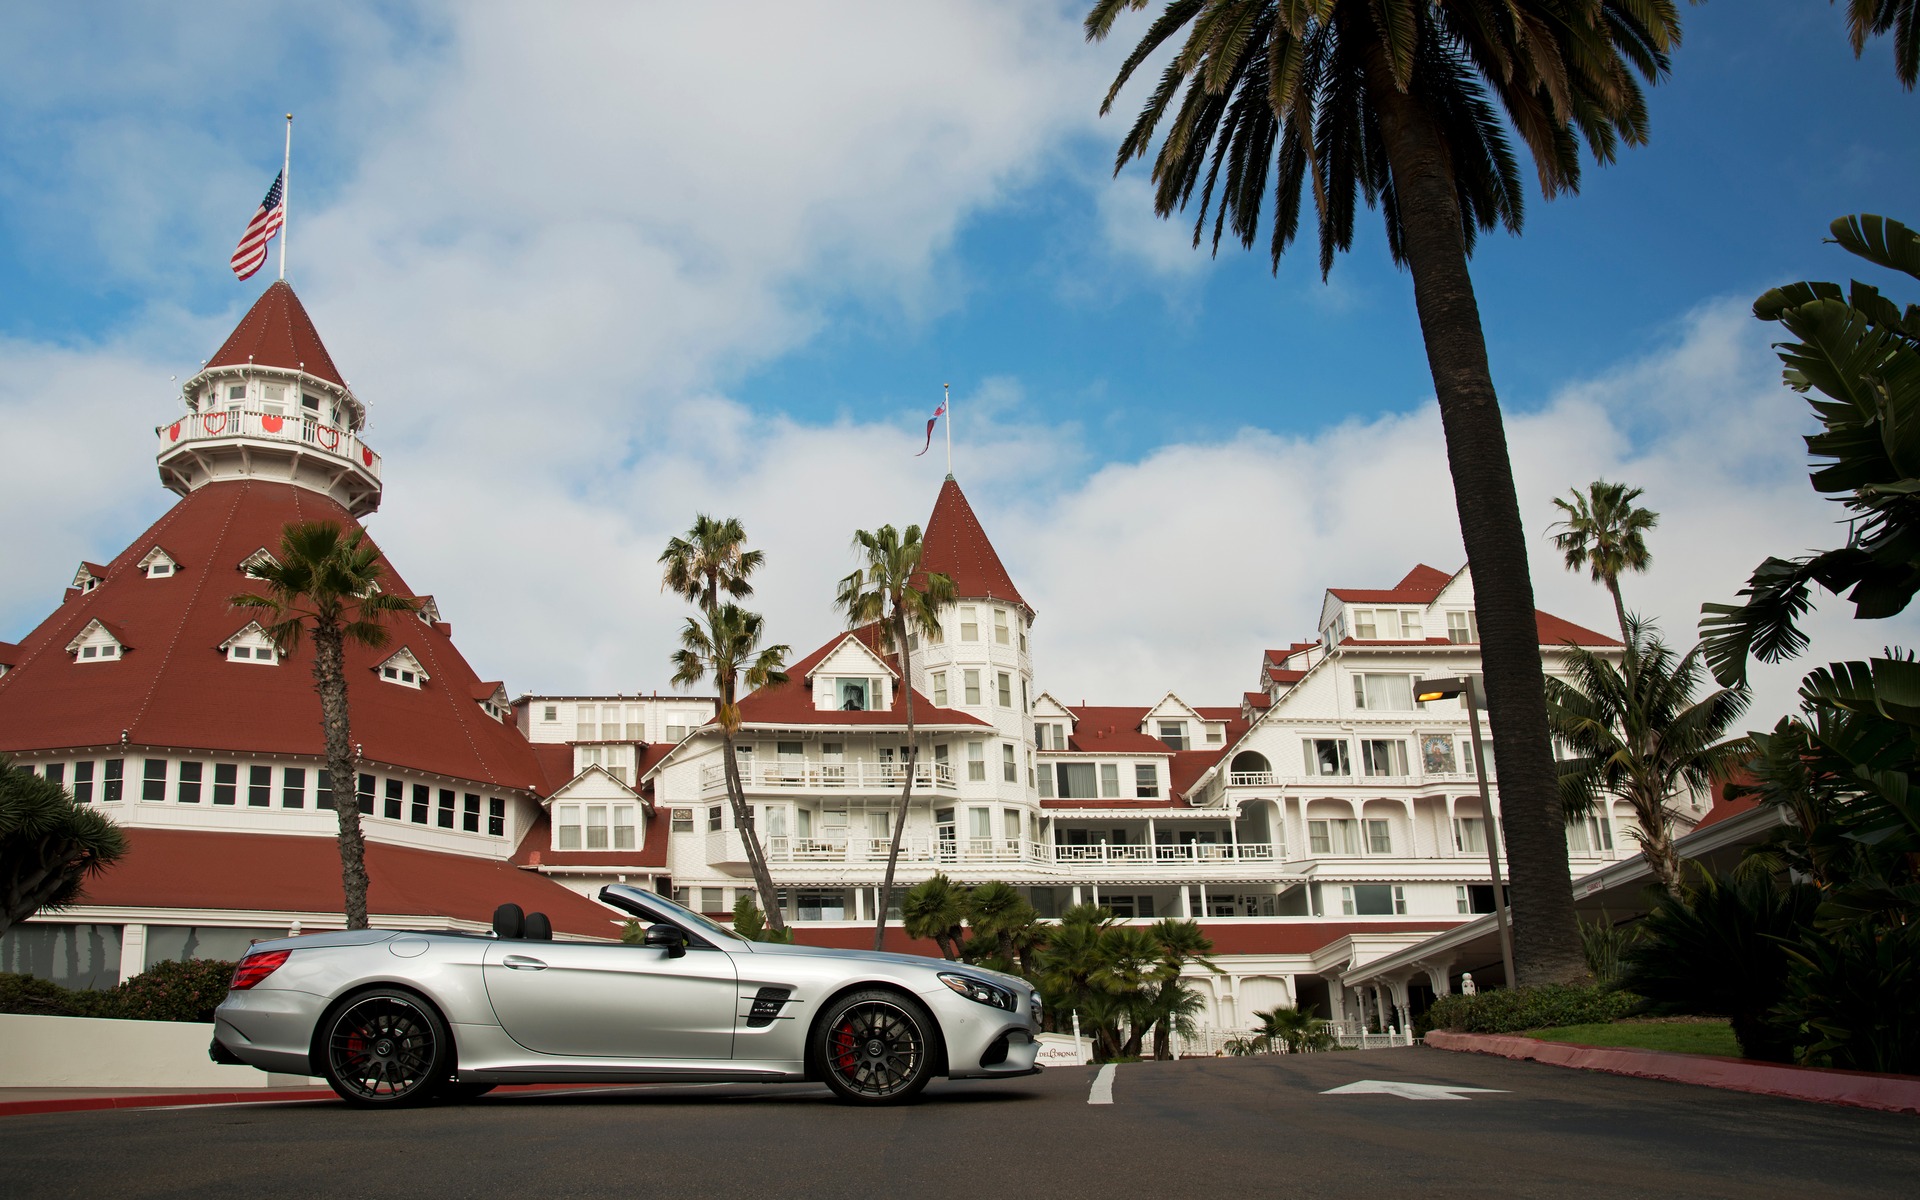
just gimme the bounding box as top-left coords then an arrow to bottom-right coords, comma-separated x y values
229,172 -> 285,281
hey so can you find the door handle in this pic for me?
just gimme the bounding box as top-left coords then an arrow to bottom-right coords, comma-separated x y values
502,955 -> 548,971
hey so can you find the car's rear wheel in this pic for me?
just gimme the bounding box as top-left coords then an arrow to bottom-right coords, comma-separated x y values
815,989 -> 936,1105
318,988 -> 451,1108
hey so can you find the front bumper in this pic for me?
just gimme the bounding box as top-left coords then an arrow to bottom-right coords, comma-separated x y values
919,982 -> 1044,1079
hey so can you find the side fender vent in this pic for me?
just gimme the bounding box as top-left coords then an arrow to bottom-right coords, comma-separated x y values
747,987 -> 793,1028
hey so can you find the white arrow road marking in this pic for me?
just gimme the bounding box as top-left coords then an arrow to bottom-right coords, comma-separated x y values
1088,1063 -> 1116,1105
1321,1080 -> 1509,1101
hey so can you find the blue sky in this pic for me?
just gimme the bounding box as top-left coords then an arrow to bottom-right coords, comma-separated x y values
0,1 -> 1915,722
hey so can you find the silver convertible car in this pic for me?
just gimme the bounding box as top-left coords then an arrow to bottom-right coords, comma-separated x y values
210,884 -> 1042,1107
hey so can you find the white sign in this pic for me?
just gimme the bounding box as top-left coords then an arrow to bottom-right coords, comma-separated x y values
1321,1080 -> 1508,1101
1035,1033 -> 1090,1066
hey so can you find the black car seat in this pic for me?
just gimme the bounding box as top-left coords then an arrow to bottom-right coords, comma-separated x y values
523,911 -> 553,941
492,902 -> 525,938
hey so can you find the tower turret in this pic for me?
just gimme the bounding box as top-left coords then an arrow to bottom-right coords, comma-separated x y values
155,281 -> 382,515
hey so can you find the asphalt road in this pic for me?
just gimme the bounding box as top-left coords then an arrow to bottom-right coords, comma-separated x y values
3,1048 -> 1916,1199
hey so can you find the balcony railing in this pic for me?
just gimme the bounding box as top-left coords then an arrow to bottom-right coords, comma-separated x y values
157,409 -> 382,479
699,760 -> 956,797
728,836 -> 1283,872
1224,767 -> 1493,788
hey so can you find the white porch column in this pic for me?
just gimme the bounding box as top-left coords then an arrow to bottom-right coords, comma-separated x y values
1197,882 -> 1208,916
1070,885 -> 1082,907
1090,883 -> 1101,907
117,922 -> 147,984
1179,885 -> 1192,918
1444,793 -> 1458,857
854,886 -> 867,923
1146,817 -> 1156,851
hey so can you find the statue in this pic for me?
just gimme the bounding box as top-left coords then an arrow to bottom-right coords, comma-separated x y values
1461,972 -> 1477,996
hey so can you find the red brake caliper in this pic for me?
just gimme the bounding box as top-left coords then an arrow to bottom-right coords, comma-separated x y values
833,1020 -> 859,1072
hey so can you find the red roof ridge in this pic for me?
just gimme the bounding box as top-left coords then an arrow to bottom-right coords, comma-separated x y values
204,281 -> 346,388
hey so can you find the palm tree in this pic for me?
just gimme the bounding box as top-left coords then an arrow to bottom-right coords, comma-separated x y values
1549,480 -> 1658,648
901,872 -> 968,959
1144,918 -> 1220,1059
963,880 -> 1041,972
835,524 -> 956,951
1842,0 -> 1917,87
1254,1006 -> 1334,1053
670,602 -> 790,932
1544,618 -> 1749,893
233,521 -> 416,929
1085,0 -> 1684,985
0,757 -> 127,940
660,515 -> 765,613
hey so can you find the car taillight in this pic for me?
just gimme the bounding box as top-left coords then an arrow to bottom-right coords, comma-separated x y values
229,950 -> 291,991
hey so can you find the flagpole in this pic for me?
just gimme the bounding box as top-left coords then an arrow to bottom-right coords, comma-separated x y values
278,114 -> 292,281
943,382 -> 953,478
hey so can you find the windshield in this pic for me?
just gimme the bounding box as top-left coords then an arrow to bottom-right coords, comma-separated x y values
600,884 -> 746,946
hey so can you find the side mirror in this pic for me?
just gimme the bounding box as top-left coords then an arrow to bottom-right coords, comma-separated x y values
644,923 -> 688,958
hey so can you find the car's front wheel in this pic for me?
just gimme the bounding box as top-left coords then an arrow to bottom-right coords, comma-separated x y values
815,989 -> 937,1105
318,988 -> 452,1108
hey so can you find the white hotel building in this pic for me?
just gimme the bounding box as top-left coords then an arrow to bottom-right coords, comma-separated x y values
0,282 -> 1678,1034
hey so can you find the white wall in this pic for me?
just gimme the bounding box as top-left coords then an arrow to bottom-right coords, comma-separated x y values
0,1013 -> 320,1089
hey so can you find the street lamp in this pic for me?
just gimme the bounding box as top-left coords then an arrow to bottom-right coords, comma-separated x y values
1413,674 -> 1516,989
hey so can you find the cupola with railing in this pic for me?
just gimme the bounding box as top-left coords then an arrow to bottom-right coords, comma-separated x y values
156,281 -> 382,515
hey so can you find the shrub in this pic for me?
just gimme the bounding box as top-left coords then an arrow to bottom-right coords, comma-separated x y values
1423,984 -> 1639,1035
0,971 -> 102,1017
1621,867 -> 1818,1063
105,959 -> 237,1023
1779,919 -> 1920,1075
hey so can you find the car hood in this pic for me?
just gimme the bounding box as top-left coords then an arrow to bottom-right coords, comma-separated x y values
739,941 -> 1029,988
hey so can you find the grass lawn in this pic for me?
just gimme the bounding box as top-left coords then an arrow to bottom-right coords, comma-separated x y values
1524,1020 -> 1741,1058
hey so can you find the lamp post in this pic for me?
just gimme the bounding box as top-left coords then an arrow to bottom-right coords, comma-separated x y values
1414,675 -> 1516,988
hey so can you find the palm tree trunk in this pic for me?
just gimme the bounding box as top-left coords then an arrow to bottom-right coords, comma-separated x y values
874,606 -> 918,951
312,623 -> 369,930
1606,578 -> 1631,649
1635,793 -> 1682,893
721,731 -> 785,932
1364,44 -> 1585,986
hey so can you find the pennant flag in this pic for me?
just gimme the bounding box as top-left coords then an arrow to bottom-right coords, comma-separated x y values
230,172 -> 286,281
914,398 -> 948,457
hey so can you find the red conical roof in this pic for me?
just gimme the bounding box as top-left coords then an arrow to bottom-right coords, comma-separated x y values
0,480 -> 544,790
919,477 -> 1030,615
204,281 -> 346,387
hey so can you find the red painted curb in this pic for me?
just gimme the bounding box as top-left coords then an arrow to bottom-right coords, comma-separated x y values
0,1089 -> 334,1118
1424,1030 -> 1920,1115
0,1079 -> 683,1119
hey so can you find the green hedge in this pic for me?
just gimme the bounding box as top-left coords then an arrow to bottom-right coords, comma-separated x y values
0,959 -> 237,1023
1422,984 -> 1641,1036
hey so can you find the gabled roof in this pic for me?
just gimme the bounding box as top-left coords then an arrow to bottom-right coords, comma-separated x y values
732,626 -> 989,730
1059,706 -> 1165,754
0,479 -> 549,792
75,828 -> 622,938
65,618 -> 130,653
1329,563 -> 1454,604
217,621 -> 273,651
1536,612 -> 1621,647
0,641 -> 17,668
1243,690 -> 1272,710
136,546 -> 179,571
204,281 -> 346,388
917,477 -> 1030,615
72,562 -> 109,588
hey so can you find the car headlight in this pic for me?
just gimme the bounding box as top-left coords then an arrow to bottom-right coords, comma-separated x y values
938,972 -> 1015,1011
1031,991 -> 1043,1017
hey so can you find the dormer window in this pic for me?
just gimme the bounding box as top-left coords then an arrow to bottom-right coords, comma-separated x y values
71,563 -> 105,592
1351,608 -> 1423,640
239,547 -> 280,575
138,547 -> 179,579
840,678 -> 870,711
221,622 -> 280,665
377,648 -> 429,689
67,620 -> 127,663
415,596 -> 443,624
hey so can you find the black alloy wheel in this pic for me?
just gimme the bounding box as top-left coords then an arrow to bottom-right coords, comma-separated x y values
319,989 -> 452,1107
816,989 -> 936,1105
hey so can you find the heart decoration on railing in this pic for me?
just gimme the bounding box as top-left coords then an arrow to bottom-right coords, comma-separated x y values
361,446 -> 374,466
317,426 -> 341,450
202,413 -> 227,435
261,415 -> 283,433
168,422 -> 181,442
